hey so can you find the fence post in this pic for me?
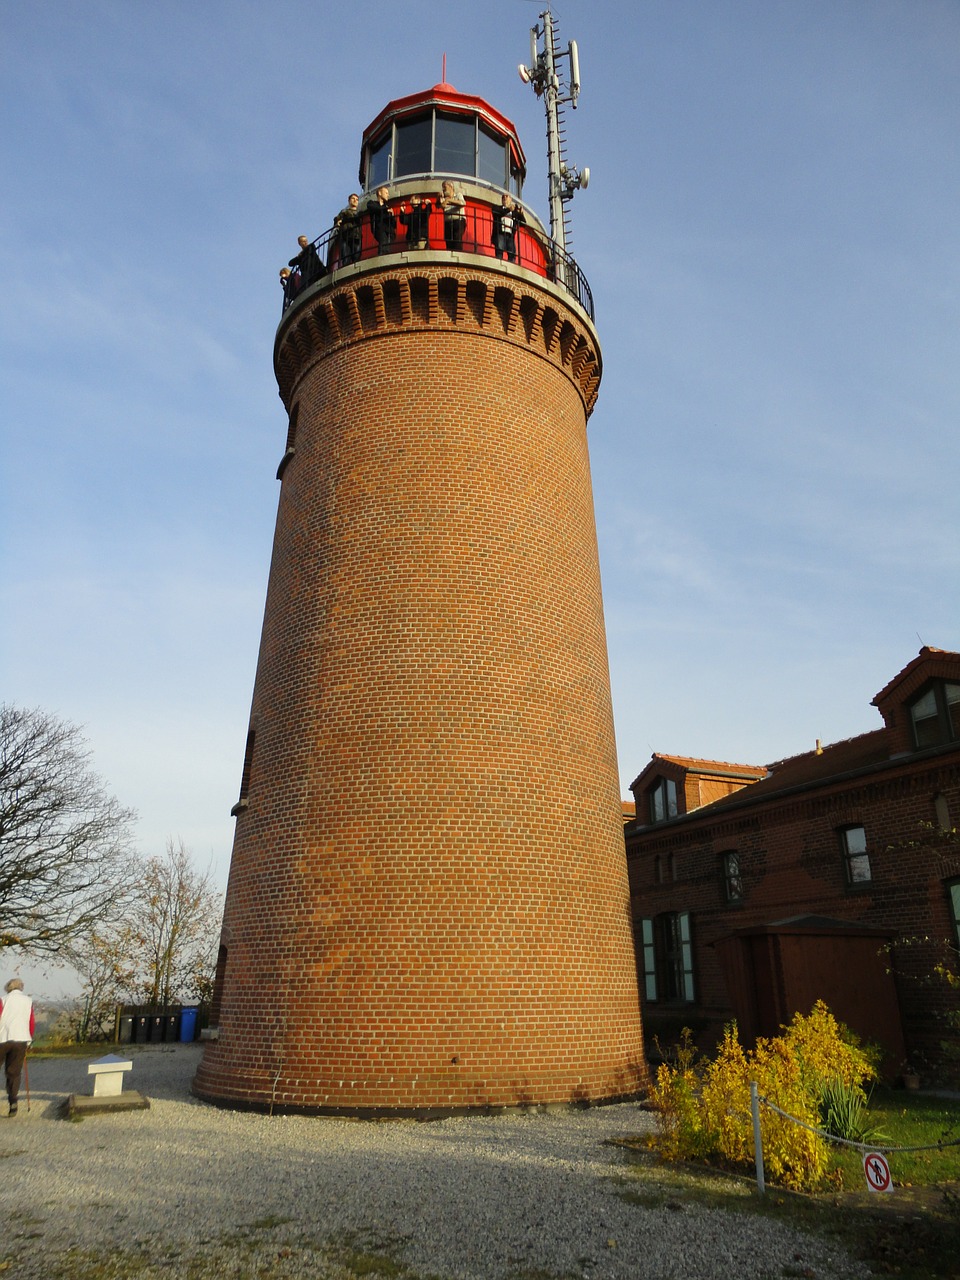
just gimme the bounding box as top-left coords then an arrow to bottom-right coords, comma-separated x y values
750,1079 -> 765,1195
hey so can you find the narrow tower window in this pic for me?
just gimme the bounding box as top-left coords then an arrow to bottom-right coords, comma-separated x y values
277,405 -> 298,480
230,729 -> 255,816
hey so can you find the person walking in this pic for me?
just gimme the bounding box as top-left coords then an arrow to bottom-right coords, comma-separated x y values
0,978 -> 34,1117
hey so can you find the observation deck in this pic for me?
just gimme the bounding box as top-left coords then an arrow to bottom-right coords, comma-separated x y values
278,81 -> 594,324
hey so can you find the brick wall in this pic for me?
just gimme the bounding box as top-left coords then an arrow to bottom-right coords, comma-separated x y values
193,263 -> 647,1113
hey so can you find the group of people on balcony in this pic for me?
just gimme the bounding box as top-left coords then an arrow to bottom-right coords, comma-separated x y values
280,184 -> 526,308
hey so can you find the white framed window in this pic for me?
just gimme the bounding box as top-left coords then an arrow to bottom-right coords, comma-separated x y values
663,911 -> 695,1002
638,918 -> 658,1002
840,825 -> 871,886
649,777 -> 678,824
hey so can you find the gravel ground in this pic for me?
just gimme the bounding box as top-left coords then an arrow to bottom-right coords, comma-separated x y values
0,1045 -> 869,1279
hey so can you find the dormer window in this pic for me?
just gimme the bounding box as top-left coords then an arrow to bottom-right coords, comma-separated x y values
909,681 -> 960,749
649,777 -> 678,824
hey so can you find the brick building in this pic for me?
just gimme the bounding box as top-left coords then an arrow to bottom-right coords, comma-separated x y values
626,647 -> 960,1080
193,76 -> 646,1115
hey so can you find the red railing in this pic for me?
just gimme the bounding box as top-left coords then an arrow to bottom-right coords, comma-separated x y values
280,196 -> 594,320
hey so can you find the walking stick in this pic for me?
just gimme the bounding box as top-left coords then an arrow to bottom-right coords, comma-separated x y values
23,1050 -> 30,1112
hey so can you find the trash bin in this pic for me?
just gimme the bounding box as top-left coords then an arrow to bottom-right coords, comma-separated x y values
179,1007 -> 199,1042
117,1015 -> 135,1044
133,1014 -> 150,1044
163,1013 -> 180,1041
149,1012 -> 164,1042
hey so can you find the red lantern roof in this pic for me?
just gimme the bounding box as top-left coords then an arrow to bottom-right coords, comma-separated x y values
359,82 -> 527,188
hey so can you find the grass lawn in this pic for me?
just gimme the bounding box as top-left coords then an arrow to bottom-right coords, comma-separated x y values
28,1039 -> 133,1059
830,1086 -> 960,1189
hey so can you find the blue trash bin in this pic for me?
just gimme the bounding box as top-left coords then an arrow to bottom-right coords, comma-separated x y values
179,1007 -> 199,1042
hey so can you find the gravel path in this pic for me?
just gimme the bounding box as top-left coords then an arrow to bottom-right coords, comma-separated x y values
0,1045 -> 868,1279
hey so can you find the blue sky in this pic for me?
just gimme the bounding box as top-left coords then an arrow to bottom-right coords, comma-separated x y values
3,2 -> 959,989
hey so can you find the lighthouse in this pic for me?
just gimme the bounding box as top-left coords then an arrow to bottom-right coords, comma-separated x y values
194,28 -> 647,1115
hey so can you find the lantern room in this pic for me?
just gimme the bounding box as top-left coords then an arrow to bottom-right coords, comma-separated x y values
360,82 -> 526,197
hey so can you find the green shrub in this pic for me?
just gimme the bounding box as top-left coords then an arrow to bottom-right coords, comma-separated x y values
818,1077 -> 888,1145
648,1001 -> 878,1191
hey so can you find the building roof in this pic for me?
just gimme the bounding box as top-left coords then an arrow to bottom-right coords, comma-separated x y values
706,729 -> 890,810
872,646 -> 960,706
627,647 -> 960,832
629,753 -> 766,791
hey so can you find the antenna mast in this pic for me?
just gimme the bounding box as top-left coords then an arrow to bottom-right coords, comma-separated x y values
518,7 -> 589,254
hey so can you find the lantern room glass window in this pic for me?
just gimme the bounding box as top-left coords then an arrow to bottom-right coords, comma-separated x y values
368,134 -> 392,190
478,124 -> 507,186
435,113 -> 475,175
367,108 -> 523,196
394,114 -> 432,178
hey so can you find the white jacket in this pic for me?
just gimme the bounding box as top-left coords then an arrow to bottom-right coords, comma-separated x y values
0,989 -> 34,1043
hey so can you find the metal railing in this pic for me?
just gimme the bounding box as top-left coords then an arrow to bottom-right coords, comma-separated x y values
280,197 -> 594,321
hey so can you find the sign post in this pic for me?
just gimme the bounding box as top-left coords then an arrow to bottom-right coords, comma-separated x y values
863,1151 -> 894,1193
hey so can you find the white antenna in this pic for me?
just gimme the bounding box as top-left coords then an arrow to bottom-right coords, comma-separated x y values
517,7 -> 589,253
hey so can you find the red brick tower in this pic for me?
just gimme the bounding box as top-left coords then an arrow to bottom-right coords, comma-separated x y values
193,77 -> 646,1114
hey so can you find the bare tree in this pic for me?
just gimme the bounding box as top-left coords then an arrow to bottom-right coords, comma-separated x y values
131,837 -> 221,1009
64,922 -> 142,1040
0,705 -> 136,955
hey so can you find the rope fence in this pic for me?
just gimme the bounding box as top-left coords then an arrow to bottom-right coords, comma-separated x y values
749,1080 -> 960,1195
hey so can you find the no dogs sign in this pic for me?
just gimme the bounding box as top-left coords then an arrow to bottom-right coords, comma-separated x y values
863,1151 -> 893,1193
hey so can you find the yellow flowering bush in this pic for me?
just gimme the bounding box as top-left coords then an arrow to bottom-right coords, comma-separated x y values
648,1002 -> 878,1191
